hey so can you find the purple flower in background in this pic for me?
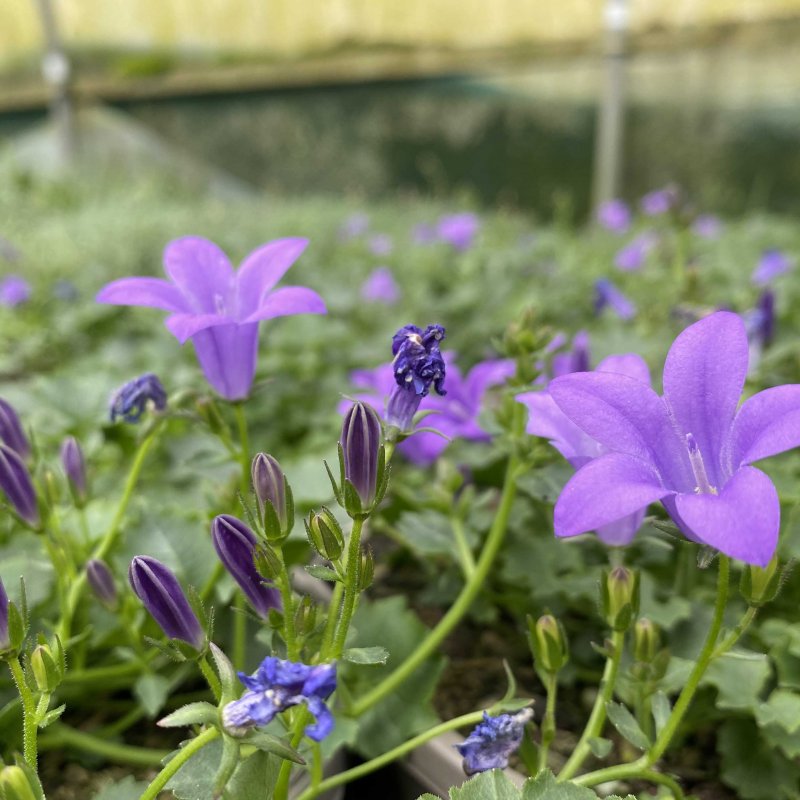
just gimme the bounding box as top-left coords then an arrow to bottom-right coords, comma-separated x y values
519,353 -> 651,546
368,234 -> 393,257
692,214 -> 722,239
640,186 -> 678,216
412,223 -> 437,245
223,656 -> 337,741
338,212 -> 369,240
549,311 -> 800,566
0,578 -> 9,650
109,373 -> 167,423
60,436 -> 88,504
614,232 -> 658,272
597,199 -> 631,233
455,708 -> 533,774
437,213 -> 480,251
0,276 -> 31,307
0,399 -> 30,460
0,444 -> 39,528
743,290 -> 776,374
594,279 -> 636,320
97,237 -> 326,400
550,331 -> 590,378
86,559 -> 117,607
752,249 -> 793,286
360,266 -> 400,304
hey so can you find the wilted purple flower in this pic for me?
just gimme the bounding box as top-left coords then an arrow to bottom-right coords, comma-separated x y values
412,223 -> 437,245
86,559 -> 117,607
594,279 -> 636,320
340,401 -> 383,508
549,311 -> 800,566
128,556 -> 205,649
437,213 -> 480,251
109,373 -> 167,423
614,232 -> 658,272
211,515 -> 281,618
368,234 -> 393,257
0,444 -> 39,528
596,199 -> 631,233
519,353 -> 651,546
0,578 -> 9,650
60,436 -> 87,504
338,212 -> 369,240
0,276 -> 31,307
752,250 -> 793,286
455,708 -> 534,774
223,656 -> 337,741
0,399 -> 30,460
640,186 -> 678,216
360,266 -> 400,304
692,214 -> 722,239
97,237 -> 326,401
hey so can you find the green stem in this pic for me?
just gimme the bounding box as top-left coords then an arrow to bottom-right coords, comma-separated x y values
138,726 -> 220,800
331,516 -> 365,658
350,418 -> 524,717
8,657 -> 37,769
319,581 -> 344,660
558,629 -> 625,781
572,763 -> 685,799
296,709 -> 486,800
233,402 -> 251,492
200,561 -> 226,603
274,709 -> 309,800
539,672 -> 558,773
40,723 -> 169,766
233,593 -> 247,668
198,656 -> 222,703
274,546 -> 299,661
712,605 -> 757,659
451,514 -> 476,579
58,426 -> 160,643
62,656 -> 154,687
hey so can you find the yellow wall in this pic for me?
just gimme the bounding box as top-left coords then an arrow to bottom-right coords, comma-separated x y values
2,0 -> 799,60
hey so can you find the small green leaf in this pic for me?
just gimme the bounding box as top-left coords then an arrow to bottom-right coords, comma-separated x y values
587,736 -> 613,758
158,702 -> 219,729
134,673 -> 171,718
606,701 -> 651,750
755,689 -> 800,734
304,565 -> 341,583
342,646 -> 389,665
209,643 -> 238,702
522,769 -> 598,799
651,691 -> 671,736
451,770 -> 520,799
37,704 -> 66,729
92,776 -> 150,800
246,730 -> 306,764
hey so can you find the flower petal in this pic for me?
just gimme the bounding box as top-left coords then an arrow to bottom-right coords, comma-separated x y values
554,452 -> 670,538
191,323 -> 259,401
165,312 -> 230,343
463,360 -> 516,405
236,238 -> 309,318
596,510 -> 647,547
96,277 -> 186,311
596,353 -> 651,385
242,286 -> 327,324
673,466 -> 779,566
163,237 -> 235,314
662,311 -> 748,487
727,385 -> 800,468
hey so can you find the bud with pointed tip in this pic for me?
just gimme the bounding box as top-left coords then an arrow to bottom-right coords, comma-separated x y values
251,453 -> 293,540
529,614 -> 569,674
0,399 -> 30,460
305,508 -> 344,562
633,618 -> 660,664
0,763 -> 43,800
30,639 -> 64,693
339,402 -> 384,517
253,543 -> 283,582
601,567 -> 639,632
357,547 -> 374,591
86,559 -> 117,608
60,436 -> 88,506
0,444 -> 39,528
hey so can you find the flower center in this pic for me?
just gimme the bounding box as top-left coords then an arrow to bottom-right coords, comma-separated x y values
686,433 -> 717,495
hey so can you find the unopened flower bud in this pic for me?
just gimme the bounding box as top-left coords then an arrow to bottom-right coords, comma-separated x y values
0,444 -> 39,528
86,559 -> 117,608
109,373 -> 167,423
602,567 -> 639,631
633,618 -> 660,664
357,547 -> 374,591
0,398 -> 30,460
128,556 -> 205,650
740,554 -> 781,608
30,640 -> 64,693
251,453 -> 293,540
294,595 -> 317,635
339,402 -> 384,516
0,579 -> 9,652
305,509 -> 344,561
60,436 -> 88,506
0,764 -> 42,800
529,614 -> 569,674
253,543 -> 283,582
0,578 -> 27,657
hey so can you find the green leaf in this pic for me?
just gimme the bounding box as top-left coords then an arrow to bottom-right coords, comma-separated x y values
305,565 -> 341,583
605,701 -> 650,750
246,730 -> 305,764
165,738 -> 222,800
522,769 -> 598,799
342,646 -> 389,665
92,776 -> 150,800
134,672 -> 171,718
158,702 -> 219,729
587,736 -> 613,758
704,650 -> 771,711
451,770 -> 521,800
755,689 -> 800,734
226,750 -> 280,800
651,691 -> 671,736
210,642 -> 238,702
37,703 -> 66,729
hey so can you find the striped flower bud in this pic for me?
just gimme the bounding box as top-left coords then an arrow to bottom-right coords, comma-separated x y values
305,508 -> 344,562
337,401 -> 387,518
251,453 -> 293,540
0,398 -> 30,460
86,559 -> 117,608
0,763 -> 42,800
60,436 -> 88,506
0,444 -> 39,528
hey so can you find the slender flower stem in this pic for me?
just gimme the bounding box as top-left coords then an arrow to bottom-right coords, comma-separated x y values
40,723 -> 169,766
572,763 -> 685,799
200,561 -> 226,603
198,656 -> 222,703
319,581 -> 344,660
8,656 -> 37,769
451,514 -> 476,579
232,593 -> 247,668
274,709 -> 309,800
233,402 -> 251,492
274,547 -> 299,661
295,710 -> 486,800
138,726 -> 220,800
331,516 -> 365,657
538,672 -> 558,773
58,425 -> 161,643
558,628 -> 625,781
712,605 -> 757,659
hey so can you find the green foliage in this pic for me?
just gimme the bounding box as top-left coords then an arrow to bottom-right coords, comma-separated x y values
92,776 -> 150,800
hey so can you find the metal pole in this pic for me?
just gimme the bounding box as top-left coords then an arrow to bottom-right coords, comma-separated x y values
591,0 -> 629,211
33,0 -> 75,164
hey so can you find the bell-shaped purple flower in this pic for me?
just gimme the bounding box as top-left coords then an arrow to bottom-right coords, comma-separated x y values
0,578 -> 9,650
455,708 -> 534,774
640,186 -> 678,216
86,559 -> 117,607
0,276 -> 31,307
752,249 -> 793,286
0,444 -> 39,528
109,373 -> 167,423
211,515 -> 281,618
128,556 -> 205,649
223,656 -> 337,741
0,399 -> 30,460
60,436 -> 87,504
596,199 -> 630,233
340,401 -> 383,509
360,266 -> 400,304
97,237 -> 327,401
437,213 -> 480,251
594,278 -> 636,320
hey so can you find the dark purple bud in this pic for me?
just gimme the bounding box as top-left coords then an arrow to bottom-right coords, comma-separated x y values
60,436 -> 87,505
251,453 -> 292,538
0,578 -> 9,650
340,402 -> 382,508
386,384 -> 422,432
128,556 -> 204,649
86,559 -> 117,607
0,444 -> 39,528
0,399 -> 30,460
211,515 -> 282,619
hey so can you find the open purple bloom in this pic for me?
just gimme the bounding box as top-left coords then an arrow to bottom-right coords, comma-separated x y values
223,656 -> 336,741
455,708 -> 533,774
0,398 -> 30,460
692,214 -> 722,239
640,186 -> 678,216
614,232 -> 658,272
0,276 -> 31,307
437,213 -> 480,251
109,373 -> 167,423
597,199 -> 631,233
360,266 -> 400,304
752,249 -> 793,286
549,311 -> 800,566
97,237 -> 326,400
594,279 -> 636,320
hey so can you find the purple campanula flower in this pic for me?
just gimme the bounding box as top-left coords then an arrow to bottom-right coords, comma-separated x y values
743,290 -> 776,374
437,213 -> 480,251
455,708 -> 534,774
548,311 -> 800,566
360,266 -> 400,304
0,578 -> 9,650
223,656 -> 337,741
519,353 -> 651,546
0,276 -> 31,307
340,401 -> 383,509
0,399 -> 30,460
752,249 -> 793,286
338,212 -> 369,240
0,444 -> 39,528
368,234 -> 393,257
251,453 -> 290,535
597,199 -> 631,233
614,232 -> 658,272
211,515 -> 281,618
109,373 -> 167,423
692,214 -> 722,239
550,331 -> 590,378
640,186 -> 678,216
97,237 -> 326,401
86,559 -> 117,607
128,556 -> 205,649
60,436 -> 87,504
594,279 -> 636,320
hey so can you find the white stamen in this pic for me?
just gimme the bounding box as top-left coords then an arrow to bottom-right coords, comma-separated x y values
686,433 -> 717,495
